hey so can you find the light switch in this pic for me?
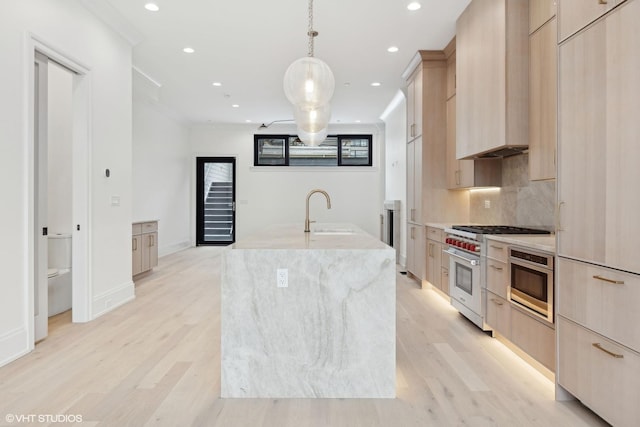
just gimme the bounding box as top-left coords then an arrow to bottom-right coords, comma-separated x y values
484,200 -> 491,209
277,268 -> 288,288
111,196 -> 121,206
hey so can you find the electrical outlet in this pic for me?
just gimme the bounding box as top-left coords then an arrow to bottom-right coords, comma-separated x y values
484,200 -> 491,209
277,268 -> 288,288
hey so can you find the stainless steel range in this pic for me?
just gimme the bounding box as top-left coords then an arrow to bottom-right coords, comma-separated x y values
444,225 -> 550,330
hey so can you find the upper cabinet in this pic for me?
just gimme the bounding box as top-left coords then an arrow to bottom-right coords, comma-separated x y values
529,11 -> 557,181
558,0 -> 625,42
530,0 -> 557,33
456,0 -> 529,159
406,67 -> 423,141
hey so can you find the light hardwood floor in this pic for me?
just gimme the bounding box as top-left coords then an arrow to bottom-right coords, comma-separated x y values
0,247 -> 608,426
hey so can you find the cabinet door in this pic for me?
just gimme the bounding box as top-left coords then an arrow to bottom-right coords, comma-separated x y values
132,235 -> 143,276
558,0 -> 616,41
486,291 -> 511,339
529,17 -> 557,181
440,267 -> 450,296
407,225 -> 425,281
413,68 -> 423,139
407,78 -> 416,140
486,259 -> 508,299
426,240 -> 442,289
511,308 -> 555,371
557,316 -> 640,427
407,141 -> 416,221
410,139 -> 423,223
603,0 -> 640,273
149,232 -> 158,269
446,97 -> 459,189
557,19 -> 607,263
141,234 -> 151,272
446,50 -> 456,99
529,0 -> 556,34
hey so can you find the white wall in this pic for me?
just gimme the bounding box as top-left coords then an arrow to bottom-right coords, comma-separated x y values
133,92 -> 191,257
190,124 -> 385,241
47,62 -> 73,235
381,92 -> 408,266
0,0 -> 133,366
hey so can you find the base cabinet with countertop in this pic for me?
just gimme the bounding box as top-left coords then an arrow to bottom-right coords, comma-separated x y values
132,221 -> 158,276
484,236 -> 555,373
425,226 -> 444,293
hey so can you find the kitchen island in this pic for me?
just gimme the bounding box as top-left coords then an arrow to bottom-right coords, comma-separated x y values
221,223 -> 396,398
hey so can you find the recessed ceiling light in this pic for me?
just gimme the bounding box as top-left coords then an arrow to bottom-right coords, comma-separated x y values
232,104 -> 239,108
371,82 -> 381,87
245,119 -> 252,123
407,2 -> 421,11
212,82 -> 222,87
144,3 -> 159,12
183,47 -> 195,54
387,46 -> 399,53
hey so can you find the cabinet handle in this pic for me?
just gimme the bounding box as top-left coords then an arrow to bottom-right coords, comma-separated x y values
598,0 -> 607,4
410,208 -> 415,222
490,245 -> 504,250
592,343 -> 623,359
489,265 -> 503,271
557,201 -> 565,232
411,227 -> 415,240
455,170 -> 460,186
491,298 -> 504,306
592,275 -> 624,285
133,238 -> 137,251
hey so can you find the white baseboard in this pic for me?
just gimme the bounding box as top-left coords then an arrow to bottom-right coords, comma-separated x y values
159,240 -> 192,258
0,327 -> 30,368
92,280 -> 135,319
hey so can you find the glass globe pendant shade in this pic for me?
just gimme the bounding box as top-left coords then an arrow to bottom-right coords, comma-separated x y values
283,57 -> 335,107
297,126 -> 328,146
292,103 -> 331,133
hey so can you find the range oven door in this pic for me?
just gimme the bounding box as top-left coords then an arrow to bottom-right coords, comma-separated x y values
446,248 -> 483,326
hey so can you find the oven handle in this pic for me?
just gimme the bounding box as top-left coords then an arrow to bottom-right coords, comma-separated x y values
445,248 -> 479,266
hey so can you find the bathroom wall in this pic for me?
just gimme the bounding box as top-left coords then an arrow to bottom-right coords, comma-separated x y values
469,154 -> 555,229
47,62 -> 73,236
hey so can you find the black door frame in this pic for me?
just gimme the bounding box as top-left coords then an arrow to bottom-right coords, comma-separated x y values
196,157 -> 236,245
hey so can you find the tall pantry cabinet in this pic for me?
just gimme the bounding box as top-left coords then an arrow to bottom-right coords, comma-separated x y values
556,1 -> 640,426
404,52 -> 447,281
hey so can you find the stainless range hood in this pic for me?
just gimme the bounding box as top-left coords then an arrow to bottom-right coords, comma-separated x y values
473,146 -> 528,159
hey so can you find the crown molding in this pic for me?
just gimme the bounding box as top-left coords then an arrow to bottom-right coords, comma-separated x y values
80,0 -> 143,46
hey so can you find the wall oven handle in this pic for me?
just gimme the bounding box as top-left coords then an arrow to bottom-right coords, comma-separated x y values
445,249 -> 479,266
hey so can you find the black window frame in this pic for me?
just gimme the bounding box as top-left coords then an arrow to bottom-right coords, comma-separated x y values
253,134 -> 372,167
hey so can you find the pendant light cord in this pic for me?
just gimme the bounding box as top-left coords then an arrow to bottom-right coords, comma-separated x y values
307,0 -> 316,57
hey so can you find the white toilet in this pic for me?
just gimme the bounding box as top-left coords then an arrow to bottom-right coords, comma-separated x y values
48,233 -> 72,317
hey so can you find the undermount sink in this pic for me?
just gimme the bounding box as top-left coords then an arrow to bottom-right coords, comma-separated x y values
313,228 -> 355,236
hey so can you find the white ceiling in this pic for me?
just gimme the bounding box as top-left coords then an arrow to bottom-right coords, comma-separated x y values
104,0 -> 471,126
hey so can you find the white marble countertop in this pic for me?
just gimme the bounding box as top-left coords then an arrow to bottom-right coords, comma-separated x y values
484,234 -> 556,253
230,223 -> 390,250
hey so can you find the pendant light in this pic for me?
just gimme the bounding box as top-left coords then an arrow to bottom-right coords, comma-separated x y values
283,0 -> 334,145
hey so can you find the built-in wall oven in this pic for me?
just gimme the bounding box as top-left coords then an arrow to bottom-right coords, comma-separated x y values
509,247 -> 554,323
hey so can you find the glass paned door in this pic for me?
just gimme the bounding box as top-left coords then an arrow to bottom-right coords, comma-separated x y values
196,157 -> 236,245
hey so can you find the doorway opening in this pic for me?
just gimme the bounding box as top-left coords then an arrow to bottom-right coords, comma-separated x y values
29,38 -> 92,347
196,157 -> 236,245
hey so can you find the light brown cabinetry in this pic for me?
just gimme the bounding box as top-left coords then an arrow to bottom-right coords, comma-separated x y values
425,227 -> 444,292
486,258 -> 508,299
456,0 -> 529,159
557,0 -> 640,274
530,0 -> 556,33
557,2 -> 639,421
406,224 -> 424,280
558,0 -> 624,41
406,139 -> 422,224
132,221 -> 158,276
557,316 -> 640,427
486,292 -> 511,339
485,237 -> 511,338
511,307 -> 555,371
406,68 -> 423,140
529,15 -> 557,181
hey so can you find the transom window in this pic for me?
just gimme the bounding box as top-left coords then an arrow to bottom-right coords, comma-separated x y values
254,134 -> 372,167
